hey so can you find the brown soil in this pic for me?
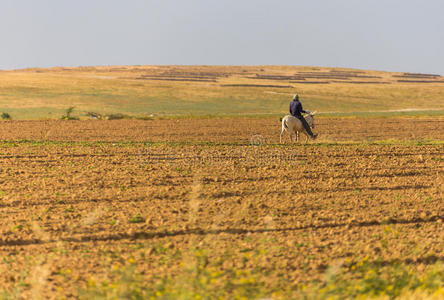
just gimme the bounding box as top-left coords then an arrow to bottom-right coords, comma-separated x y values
136,77 -> 217,82
0,117 -> 442,143
0,118 -> 442,298
396,80 -> 444,83
394,73 -> 441,79
249,75 -> 306,80
289,81 -> 331,84
331,81 -> 391,84
221,84 -> 294,88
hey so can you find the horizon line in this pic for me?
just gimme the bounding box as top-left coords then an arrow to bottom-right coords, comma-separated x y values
1,64 -> 442,76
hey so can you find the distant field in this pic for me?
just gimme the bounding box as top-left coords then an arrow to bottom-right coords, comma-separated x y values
0,65 -> 443,119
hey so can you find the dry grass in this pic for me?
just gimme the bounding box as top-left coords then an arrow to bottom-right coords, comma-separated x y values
0,65 -> 443,119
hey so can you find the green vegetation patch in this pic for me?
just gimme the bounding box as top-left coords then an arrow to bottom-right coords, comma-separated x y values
79,248 -> 444,299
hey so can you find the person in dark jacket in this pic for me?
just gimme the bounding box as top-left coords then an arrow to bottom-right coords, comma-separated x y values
289,93 -> 317,139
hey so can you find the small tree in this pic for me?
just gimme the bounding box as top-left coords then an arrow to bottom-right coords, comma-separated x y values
1,112 -> 11,120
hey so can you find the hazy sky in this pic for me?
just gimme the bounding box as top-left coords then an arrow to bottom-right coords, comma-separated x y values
1,0 -> 443,74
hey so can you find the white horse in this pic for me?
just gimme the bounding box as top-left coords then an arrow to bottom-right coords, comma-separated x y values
280,113 -> 316,143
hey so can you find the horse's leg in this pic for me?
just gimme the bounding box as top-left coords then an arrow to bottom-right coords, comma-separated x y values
280,127 -> 285,144
296,131 -> 299,142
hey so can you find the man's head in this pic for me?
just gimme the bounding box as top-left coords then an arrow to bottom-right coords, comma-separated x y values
293,93 -> 299,101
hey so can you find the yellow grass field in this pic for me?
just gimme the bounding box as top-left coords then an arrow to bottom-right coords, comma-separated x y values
0,65 -> 443,119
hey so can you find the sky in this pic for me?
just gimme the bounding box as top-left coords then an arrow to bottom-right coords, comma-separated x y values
1,0 -> 443,74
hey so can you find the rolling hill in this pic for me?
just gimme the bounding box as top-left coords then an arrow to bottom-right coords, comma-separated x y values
0,65 -> 443,119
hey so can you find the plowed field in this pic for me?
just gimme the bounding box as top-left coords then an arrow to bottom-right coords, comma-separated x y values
0,117 -> 443,299
0,117 -> 442,142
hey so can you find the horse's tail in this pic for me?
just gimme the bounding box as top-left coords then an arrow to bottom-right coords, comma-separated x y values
283,119 -> 288,129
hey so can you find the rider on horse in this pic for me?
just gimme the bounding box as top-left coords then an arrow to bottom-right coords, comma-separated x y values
289,93 -> 317,139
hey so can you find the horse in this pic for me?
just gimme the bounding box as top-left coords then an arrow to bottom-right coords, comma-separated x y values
280,113 -> 316,143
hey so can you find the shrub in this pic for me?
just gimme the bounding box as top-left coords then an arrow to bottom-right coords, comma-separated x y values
1,112 -> 11,120
86,112 -> 103,119
61,107 -> 79,120
105,113 -> 128,120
